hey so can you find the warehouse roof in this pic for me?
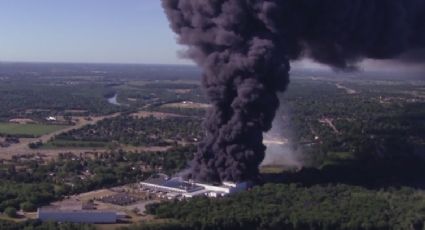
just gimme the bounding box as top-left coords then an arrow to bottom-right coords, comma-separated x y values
142,174 -> 203,192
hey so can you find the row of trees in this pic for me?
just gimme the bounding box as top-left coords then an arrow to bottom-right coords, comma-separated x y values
0,219 -> 94,230
144,184 -> 425,230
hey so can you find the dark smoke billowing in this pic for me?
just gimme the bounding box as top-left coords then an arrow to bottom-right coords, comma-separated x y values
161,0 -> 425,183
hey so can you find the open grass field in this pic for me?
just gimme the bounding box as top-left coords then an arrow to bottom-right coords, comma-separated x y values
0,123 -> 68,137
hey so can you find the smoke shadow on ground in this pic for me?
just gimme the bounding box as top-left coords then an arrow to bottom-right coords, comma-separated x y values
262,157 -> 425,189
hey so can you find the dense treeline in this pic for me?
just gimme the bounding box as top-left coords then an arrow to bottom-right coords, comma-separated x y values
0,181 -> 58,212
52,116 -> 203,147
143,184 -> 425,230
0,219 -> 94,230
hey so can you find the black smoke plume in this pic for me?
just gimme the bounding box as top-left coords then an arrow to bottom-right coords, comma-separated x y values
161,0 -> 425,183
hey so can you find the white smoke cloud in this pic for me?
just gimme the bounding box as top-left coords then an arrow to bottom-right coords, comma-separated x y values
262,101 -> 303,169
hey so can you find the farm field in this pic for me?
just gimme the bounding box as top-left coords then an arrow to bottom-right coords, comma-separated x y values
0,123 -> 68,137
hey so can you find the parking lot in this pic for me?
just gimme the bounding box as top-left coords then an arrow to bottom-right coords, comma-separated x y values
98,193 -> 140,206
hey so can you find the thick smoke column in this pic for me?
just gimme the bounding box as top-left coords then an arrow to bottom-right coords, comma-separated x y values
162,0 -> 425,183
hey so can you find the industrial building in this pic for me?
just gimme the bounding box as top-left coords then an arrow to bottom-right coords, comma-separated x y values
140,173 -> 250,199
37,205 -> 117,224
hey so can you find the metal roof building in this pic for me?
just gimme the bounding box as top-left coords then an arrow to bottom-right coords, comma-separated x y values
140,173 -> 250,198
37,207 -> 117,224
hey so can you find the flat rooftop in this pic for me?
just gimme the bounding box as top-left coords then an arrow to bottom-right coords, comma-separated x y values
142,174 -> 204,193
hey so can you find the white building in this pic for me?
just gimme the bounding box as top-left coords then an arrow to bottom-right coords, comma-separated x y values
140,174 -> 250,199
193,181 -> 250,197
140,173 -> 204,198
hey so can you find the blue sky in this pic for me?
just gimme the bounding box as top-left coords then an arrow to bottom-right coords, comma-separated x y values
0,0 -> 190,64
0,1 -> 422,72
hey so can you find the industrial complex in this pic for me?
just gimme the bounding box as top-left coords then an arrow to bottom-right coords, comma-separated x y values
140,173 -> 250,199
35,174 -> 250,224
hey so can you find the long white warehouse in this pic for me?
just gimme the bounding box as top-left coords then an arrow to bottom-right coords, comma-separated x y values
140,173 -> 250,198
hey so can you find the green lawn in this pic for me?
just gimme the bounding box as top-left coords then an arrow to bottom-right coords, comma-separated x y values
0,123 -> 68,137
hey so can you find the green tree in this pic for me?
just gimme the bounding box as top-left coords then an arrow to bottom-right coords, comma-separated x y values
20,202 -> 36,212
4,207 -> 17,218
